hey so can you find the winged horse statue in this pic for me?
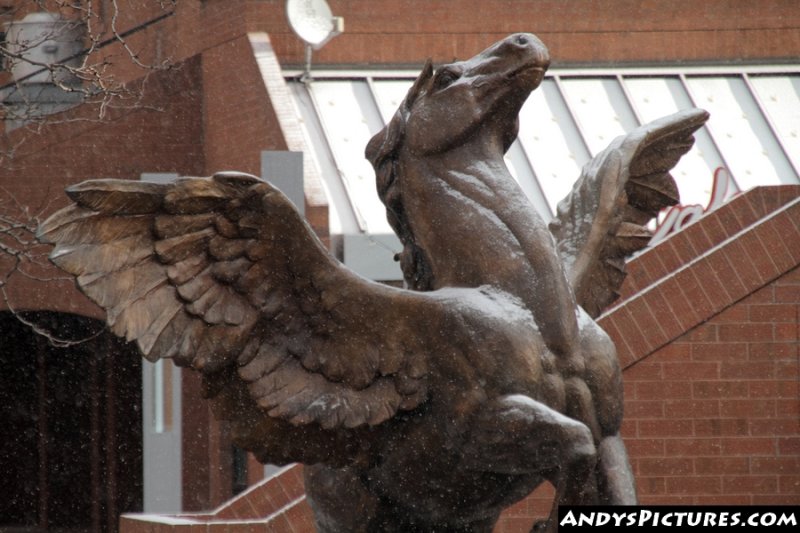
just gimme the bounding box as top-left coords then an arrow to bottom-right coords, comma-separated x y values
39,33 -> 708,532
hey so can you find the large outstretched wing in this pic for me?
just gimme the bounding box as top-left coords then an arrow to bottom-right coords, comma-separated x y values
37,172 -> 431,431
549,108 -> 709,317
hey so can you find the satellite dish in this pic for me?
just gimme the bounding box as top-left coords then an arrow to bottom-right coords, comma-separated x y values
286,0 -> 343,50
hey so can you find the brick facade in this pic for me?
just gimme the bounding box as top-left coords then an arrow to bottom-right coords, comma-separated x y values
2,1 -> 798,531
268,0 -> 800,66
493,188 -> 800,530
5,1 -> 799,90
115,188 -> 800,532
1,55 -> 205,318
605,189 -> 800,511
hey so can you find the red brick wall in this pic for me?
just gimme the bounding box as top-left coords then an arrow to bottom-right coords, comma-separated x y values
117,188 -> 800,532
255,0 -> 800,66
200,35 -> 288,177
6,1 -> 797,88
624,270 -> 799,506
0,56 -> 205,317
492,188 -> 800,531
119,465 -> 314,533
602,189 -> 800,506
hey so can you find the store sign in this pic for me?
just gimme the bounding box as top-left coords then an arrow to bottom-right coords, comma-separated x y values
650,167 -> 733,246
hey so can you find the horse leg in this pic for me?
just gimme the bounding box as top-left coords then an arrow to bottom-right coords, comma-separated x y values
306,463 -> 500,533
596,434 -> 637,505
463,395 -> 598,532
304,464 -> 378,533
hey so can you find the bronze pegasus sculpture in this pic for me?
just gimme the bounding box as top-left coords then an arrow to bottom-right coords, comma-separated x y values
39,33 -> 708,532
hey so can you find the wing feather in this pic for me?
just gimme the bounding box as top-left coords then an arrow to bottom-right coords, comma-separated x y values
38,173 -> 436,438
111,283 -> 173,339
167,254 -> 209,285
208,236 -> 251,260
149,311 -> 193,361
65,180 -> 166,214
163,178 -> 229,214
40,208 -> 151,245
154,213 -> 215,239
50,234 -> 151,275
138,300 -> 184,358
176,266 -> 215,302
549,108 -> 709,317
154,228 -> 215,263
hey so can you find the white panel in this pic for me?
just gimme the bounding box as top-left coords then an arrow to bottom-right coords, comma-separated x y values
289,70 -> 800,247
518,79 -> 589,213
371,79 -> 413,123
623,77 -> 684,122
262,151 -> 304,215
143,359 -> 182,513
343,233 -> 403,280
309,80 -> 392,233
748,75 -> 800,181
504,139 -> 553,220
624,77 -> 726,207
558,77 -> 639,156
288,82 -> 357,235
685,76 -> 796,189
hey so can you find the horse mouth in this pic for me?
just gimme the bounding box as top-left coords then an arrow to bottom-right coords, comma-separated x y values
506,63 -> 547,87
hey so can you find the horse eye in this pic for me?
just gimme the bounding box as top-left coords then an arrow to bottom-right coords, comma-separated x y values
435,70 -> 458,89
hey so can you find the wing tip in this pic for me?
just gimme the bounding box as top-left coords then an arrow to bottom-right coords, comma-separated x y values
65,179 -> 167,214
212,171 -> 261,188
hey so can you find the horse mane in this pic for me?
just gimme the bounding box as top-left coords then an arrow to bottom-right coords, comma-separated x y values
365,61 -> 435,291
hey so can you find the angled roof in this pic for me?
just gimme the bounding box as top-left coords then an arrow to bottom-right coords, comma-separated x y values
599,185 -> 800,368
284,66 -> 800,279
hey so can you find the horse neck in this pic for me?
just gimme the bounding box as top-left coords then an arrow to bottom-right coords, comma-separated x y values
398,144 -> 580,357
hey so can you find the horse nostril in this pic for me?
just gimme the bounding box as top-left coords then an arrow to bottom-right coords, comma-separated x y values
515,35 -> 528,46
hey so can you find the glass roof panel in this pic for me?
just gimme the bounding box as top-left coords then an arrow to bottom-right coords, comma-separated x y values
370,79 -> 413,123
557,77 -> 639,156
505,139 -> 553,219
623,76 -> 684,122
748,75 -> 800,177
624,76 -> 725,207
684,75 -> 796,189
517,79 -> 590,214
289,82 -> 357,235
308,80 -> 392,233
287,67 -> 800,256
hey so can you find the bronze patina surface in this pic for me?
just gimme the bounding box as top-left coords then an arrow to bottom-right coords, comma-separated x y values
39,33 -> 708,532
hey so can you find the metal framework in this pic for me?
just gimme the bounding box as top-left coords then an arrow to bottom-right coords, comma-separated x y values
285,66 -> 800,280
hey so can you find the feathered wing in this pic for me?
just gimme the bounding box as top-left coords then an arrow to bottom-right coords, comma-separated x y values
549,108 -> 710,317
37,172 -> 432,434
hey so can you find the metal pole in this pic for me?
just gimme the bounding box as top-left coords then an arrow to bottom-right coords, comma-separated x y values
302,44 -> 313,82
36,340 -> 48,529
105,336 -> 118,532
90,346 -> 102,533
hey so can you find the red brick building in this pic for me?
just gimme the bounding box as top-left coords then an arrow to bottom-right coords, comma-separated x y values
0,2 -> 798,532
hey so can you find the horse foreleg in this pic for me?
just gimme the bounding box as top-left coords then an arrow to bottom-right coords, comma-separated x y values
596,434 -> 637,505
464,395 -> 598,532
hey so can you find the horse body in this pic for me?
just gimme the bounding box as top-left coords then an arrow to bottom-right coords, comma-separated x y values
39,27 -> 709,533
305,33 -> 635,532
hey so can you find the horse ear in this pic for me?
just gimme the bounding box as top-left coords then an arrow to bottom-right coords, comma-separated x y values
365,59 -> 434,167
404,58 -> 434,110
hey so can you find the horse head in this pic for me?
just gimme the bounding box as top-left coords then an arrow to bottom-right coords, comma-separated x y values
365,33 -> 550,290
368,33 -> 549,167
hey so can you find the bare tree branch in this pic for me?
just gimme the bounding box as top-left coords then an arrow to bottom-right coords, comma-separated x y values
0,1 -> 177,343
0,187 -> 106,346
0,0 -> 177,154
